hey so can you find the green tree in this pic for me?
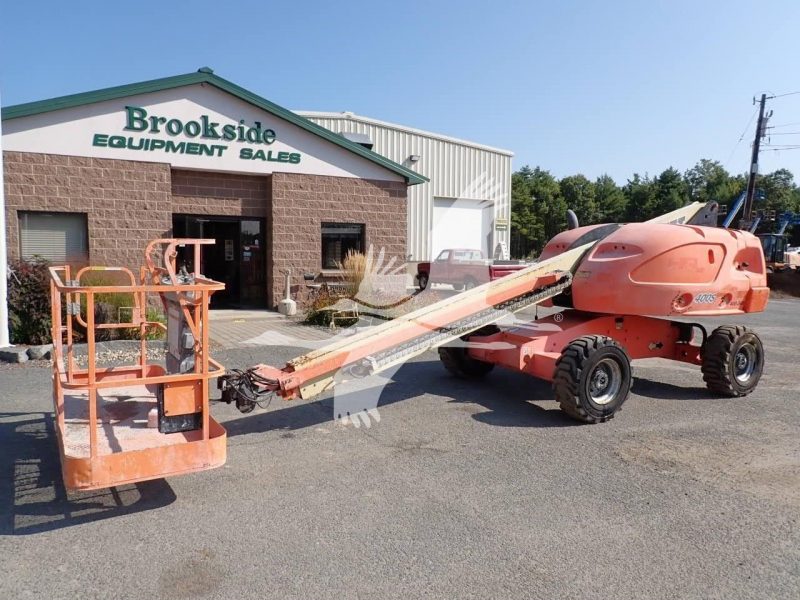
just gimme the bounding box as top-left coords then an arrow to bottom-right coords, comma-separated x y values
510,166 -> 542,257
623,174 -> 657,222
595,174 -> 627,222
511,162 -> 800,251
510,166 -> 566,257
684,159 -> 743,214
654,167 -> 688,214
760,168 -> 798,216
531,168 -> 567,247
559,174 -> 598,225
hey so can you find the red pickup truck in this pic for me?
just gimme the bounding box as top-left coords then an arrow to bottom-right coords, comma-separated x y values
416,249 -> 529,291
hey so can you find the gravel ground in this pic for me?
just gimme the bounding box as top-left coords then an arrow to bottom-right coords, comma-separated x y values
0,299 -> 798,600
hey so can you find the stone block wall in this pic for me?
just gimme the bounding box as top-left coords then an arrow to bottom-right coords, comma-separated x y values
270,173 -> 408,307
3,152 -> 410,309
171,170 -> 270,218
3,151 -> 171,269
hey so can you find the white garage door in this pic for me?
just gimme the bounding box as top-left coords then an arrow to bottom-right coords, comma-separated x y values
431,198 -> 493,259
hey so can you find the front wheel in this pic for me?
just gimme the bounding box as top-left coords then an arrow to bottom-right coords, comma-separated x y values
439,325 -> 499,378
553,335 -> 632,423
701,325 -> 764,396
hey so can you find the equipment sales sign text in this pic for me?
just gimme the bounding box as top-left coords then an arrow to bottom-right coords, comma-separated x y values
91,106 -> 302,164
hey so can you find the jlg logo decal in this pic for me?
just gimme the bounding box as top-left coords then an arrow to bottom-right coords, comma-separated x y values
694,293 -> 717,304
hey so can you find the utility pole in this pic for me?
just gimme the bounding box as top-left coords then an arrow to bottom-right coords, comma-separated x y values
741,93 -> 770,229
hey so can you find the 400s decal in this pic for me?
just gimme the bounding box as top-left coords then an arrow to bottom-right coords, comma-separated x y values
694,293 -> 717,304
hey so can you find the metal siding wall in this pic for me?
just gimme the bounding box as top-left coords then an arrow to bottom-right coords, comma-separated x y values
303,115 -> 511,261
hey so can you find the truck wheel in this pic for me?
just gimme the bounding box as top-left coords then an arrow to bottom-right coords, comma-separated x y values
701,325 -> 764,396
553,336 -> 632,423
417,274 -> 428,291
439,325 -> 499,378
463,277 -> 478,291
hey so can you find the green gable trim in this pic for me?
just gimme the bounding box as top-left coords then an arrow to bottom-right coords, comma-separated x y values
2,70 -> 428,185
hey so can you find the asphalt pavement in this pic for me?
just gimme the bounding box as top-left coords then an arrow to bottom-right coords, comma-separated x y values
1,299 -> 798,599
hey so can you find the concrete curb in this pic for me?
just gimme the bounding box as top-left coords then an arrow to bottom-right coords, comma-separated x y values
0,344 -> 54,363
0,340 -> 167,363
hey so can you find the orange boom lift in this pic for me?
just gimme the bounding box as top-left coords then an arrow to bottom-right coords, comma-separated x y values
48,202 -> 769,490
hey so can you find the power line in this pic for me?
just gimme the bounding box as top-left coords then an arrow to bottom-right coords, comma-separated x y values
770,91 -> 800,99
767,121 -> 800,129
723,107 -> 759,168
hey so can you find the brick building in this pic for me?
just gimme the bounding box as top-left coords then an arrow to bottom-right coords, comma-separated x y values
1,69 -> 424,308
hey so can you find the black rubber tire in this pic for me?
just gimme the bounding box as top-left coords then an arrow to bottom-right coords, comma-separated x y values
417,274 -> 428,291
553,335 -> 632,424
439,325 -> 499,378
463,277 -> 478,291
452,283 -> 465,291
701,325 -> 764,397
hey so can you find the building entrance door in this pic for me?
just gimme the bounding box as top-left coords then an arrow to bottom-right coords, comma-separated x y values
172,215 -> 266,308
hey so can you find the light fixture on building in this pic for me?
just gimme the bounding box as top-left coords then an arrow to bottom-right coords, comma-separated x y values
409,154 -> 420,163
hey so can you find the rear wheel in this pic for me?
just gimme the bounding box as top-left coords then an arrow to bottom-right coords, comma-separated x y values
463,277 -> 478,291
439,325 -> 499,378
702,325 -> 764,396
553,335 -> 632,423
417,273 -> 428,291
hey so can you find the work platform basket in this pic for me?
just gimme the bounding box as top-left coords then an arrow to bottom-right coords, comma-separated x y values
48,239 -> 227,491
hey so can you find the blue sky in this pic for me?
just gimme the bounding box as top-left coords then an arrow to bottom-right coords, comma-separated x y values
2,0 -> 799,183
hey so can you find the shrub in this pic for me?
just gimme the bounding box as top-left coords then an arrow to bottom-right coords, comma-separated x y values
8,258 -> 52,345
303,250 -> 418,329
142,306 -> 167,341
75,272 -> 166,341
302,246 -> 455,329
303,285 -> 351,328
302,250 -> 368,328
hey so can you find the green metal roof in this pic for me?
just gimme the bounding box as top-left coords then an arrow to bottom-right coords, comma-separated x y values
1,68 -> 427,185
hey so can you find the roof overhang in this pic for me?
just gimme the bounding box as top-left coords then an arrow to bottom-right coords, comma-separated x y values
1,69 -> 428,185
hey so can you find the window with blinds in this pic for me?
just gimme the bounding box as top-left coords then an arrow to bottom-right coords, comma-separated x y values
321,223 -> 365,269
19,212 -> 88,263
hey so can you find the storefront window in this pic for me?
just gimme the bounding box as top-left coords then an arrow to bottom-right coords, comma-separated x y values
321,223 -> 365,269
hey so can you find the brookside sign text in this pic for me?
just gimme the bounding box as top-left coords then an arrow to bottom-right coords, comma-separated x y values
91,106 -> 302,164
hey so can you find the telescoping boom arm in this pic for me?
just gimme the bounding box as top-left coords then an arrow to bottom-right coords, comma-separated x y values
219,203 -> 715,411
